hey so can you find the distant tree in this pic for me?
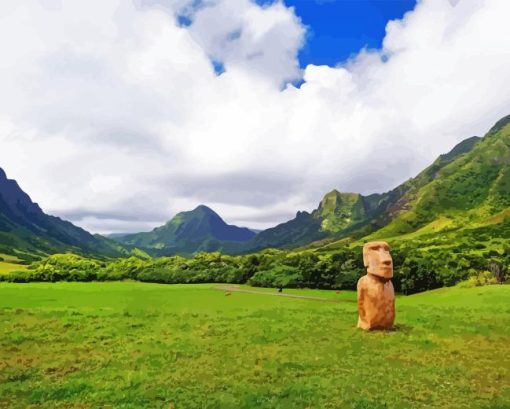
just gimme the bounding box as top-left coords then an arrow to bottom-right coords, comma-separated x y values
489,261 -> 505,284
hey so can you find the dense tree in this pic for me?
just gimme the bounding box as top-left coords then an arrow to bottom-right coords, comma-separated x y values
1,234 -> 507,293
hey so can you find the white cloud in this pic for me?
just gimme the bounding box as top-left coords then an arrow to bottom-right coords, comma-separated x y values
186,0 -> 305,85
0,0 -> 509,234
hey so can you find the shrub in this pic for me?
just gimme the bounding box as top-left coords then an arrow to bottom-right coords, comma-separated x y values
248,265 -> 302,288
457,270 -> 498,288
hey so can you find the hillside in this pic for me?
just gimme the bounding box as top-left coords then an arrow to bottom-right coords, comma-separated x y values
363,115 -> 510,241
0,168 -> 125,260
240,132 -> 483,252
1,115 -> 508,259
244,117 -> 510,252
114,205 -> 256,256
243,190 -> 382,252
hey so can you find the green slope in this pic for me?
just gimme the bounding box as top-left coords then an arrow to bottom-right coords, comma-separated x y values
115,205 -> 256,256
0,168 -> 126,261
242,134 -> 483,252
243,115 -> 509,253
242,191 -> 382,252
314,190 -> 373,233
241,210 -> 325,252
365,116 -> 509,240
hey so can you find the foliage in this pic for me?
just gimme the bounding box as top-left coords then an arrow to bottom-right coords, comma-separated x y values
1,225 -> 508,295
8,216 -> 510,294
457,271 -> 499,288
248,265 -> 303,288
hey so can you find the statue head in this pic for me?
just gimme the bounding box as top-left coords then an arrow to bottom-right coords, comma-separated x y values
363,241 -> 393,280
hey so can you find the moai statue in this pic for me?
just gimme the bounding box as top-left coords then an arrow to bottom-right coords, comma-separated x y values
357,241 -> 395,330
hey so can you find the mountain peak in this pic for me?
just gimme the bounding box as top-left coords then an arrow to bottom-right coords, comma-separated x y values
438,136 -> 481,163
0,167 -> 123,257
191,204 -> 217,215
116,204 -> 256,254
313,190 -> 366,233
319,190 -> 360,211
489,114 -> 510,134
324,189 -> 341,196
0,167 -> 43,215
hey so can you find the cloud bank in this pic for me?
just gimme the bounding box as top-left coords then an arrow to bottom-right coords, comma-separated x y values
0,0 -> 509,233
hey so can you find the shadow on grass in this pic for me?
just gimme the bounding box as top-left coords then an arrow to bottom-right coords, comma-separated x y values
391,323 -> 413,334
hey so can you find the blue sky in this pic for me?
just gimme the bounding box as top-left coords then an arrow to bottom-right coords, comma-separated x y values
260,0 -> 417,67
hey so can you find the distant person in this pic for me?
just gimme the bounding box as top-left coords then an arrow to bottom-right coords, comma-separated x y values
278,286 -> 283,293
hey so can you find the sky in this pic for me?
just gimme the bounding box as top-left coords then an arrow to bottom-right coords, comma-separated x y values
276,0 -> 417,67
0,0 -> 509,234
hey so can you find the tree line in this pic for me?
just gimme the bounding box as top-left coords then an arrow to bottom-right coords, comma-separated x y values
1,241 -> 508,294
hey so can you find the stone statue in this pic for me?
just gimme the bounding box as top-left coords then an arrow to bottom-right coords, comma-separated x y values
357,241 -> 395,330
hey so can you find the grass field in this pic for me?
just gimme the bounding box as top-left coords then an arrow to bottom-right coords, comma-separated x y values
0,261 -> 27,274
0,253 -> 27,275
0,282 -> 509,409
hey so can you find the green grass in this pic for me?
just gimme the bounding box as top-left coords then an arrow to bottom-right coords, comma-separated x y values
0,253 -> 23,263
0,261 -> 27,274
235,284 -> 357,301
0,253 -> 28,274
0,282 -> 509,409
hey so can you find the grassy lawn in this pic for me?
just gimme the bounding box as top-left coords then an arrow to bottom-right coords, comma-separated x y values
235,284 -> 358,301
0,254 -> 27,275
0,282 -> 509,409
0,261 -> 27,274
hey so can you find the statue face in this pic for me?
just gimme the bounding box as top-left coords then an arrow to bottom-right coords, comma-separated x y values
363,241 -> 393,279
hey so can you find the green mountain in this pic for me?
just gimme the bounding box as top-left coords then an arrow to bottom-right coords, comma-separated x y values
2,115 -> 508,259
242,117 -> 506,252
241,210 -> 324,251
332,135 -> 484,240
0,168 -> 125,260
114,205 -> 256,256
243,190 -> 382,251
363,116 -> 509,241
314,190 -> 382,233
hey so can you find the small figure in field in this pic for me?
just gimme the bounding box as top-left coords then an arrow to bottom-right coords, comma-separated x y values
357,241 -> 395,330
278,286 -> 283,293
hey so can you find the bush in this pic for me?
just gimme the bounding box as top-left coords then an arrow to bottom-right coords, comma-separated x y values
5,234 -> 507,293
0,270 -> 35,283
248,265 -> 302,288
457,270 -> 498,287
27,254 -> 103,282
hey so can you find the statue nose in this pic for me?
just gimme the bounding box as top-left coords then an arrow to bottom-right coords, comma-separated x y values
382,258 -> 392,266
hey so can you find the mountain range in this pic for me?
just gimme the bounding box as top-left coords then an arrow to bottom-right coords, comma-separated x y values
0,169 -> 125,260
115,114 -> 510,254
1,114 -> 509,259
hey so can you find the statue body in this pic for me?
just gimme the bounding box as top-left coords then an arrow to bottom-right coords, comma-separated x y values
357,241 -> 395,330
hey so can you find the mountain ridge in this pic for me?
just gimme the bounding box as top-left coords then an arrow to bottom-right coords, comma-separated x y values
237,128 -> 488,252
0,169 -> 126,260
114,205 -> 256,255
1,114 -> 508,259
